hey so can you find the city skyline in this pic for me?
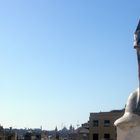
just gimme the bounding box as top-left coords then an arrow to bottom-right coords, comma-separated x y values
0,0 -> 140,130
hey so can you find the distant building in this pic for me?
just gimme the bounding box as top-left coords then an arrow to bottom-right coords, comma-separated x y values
81,122 -> 89,129
0,126 -> 17,140
0,125 -> 5,140
68,122 -> 89,140
89,110 -> 124,140
75,127 -> 89,140
24,130 -> 47,140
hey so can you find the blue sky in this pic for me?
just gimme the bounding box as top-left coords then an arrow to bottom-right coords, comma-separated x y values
0,0 -> 140,130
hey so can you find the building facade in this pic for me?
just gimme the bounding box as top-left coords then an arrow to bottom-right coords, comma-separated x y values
89,110 -> 124,140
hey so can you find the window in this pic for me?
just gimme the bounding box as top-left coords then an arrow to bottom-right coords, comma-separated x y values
93,133 -> 98,140
104,120 -> 110,127
93,120 -> 99,127
104,133 -> 110,139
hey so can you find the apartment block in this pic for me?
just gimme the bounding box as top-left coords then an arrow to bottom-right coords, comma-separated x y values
89,110 -> 124,140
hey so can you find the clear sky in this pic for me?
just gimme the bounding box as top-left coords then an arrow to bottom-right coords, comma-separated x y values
0,0 -> 140,130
